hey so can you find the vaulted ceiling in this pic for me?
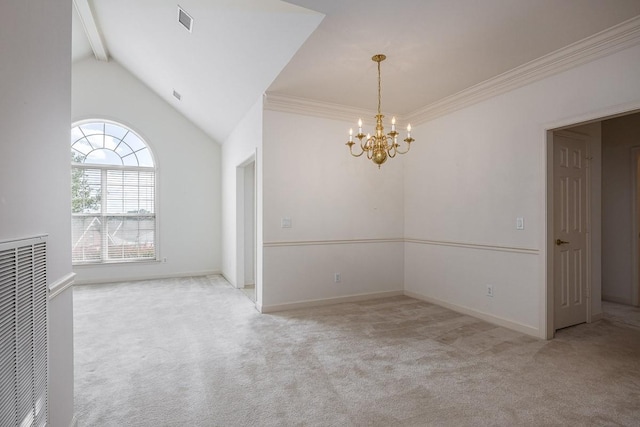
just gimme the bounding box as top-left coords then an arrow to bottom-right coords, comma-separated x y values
73,0 -> 640,143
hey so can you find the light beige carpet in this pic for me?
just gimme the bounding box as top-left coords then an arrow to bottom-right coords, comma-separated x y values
74,276 -> 640,426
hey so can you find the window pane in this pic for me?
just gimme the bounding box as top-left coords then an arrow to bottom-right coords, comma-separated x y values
104,134 -> 120,151
79,122 -> 104,137
106,216 -> 155,260
87,134 -> 104,150
136,149 -> 153,167
72,216 -> 102,262
71,126 -> 85,143
71,168 -> 101,213
85,148 -> 123,166
104,123 -> 129,141
122,153 -> 138,167
106,170 -> 155,214
72,138 -> 93,156
123,132 -> 146,152
115,143 -> 133,159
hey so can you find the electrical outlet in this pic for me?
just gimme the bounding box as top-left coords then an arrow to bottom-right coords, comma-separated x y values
334,273 -> 341,283
162,257 -> 167,263
486,285 -> 494,297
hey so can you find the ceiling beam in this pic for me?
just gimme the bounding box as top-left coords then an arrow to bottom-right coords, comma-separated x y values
73,0 -> 109,62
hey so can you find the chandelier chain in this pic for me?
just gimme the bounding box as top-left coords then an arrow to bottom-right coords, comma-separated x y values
377,60 -> 382,115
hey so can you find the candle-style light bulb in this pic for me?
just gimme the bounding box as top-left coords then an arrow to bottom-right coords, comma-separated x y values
391,116 -> 396,132
358,118 -> 363,134
349,128 -> 353,142
407,124 -> 412,138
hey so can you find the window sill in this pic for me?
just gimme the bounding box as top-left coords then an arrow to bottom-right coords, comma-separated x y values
72,259 -> 161,267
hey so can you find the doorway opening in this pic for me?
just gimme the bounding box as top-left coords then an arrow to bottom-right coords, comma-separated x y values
546,108 -> 640,337
236,155 -> 256,303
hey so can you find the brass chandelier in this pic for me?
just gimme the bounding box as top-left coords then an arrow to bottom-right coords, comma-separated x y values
346,54 -> 414,168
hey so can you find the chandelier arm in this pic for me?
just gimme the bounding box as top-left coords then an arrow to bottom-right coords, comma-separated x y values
346,142 -> 366,157
350,147 -> 366,158
364,135 -> 375,158
387,137 -> 398,158
394,142 -> 412,155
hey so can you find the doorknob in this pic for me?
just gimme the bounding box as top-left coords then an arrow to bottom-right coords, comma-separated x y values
556,239 -> 570,246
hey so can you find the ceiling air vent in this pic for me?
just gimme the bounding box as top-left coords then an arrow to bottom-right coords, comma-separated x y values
178,6 -> 193,32
173,90 -> 182,101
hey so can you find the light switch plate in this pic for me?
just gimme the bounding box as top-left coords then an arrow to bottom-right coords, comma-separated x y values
281,217 -> 292,228
516,217 -> 524,230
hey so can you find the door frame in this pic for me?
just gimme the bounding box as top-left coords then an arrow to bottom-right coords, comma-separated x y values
631,147 -> 640,306
544,104 -> 640,339
235,153 -> 257,291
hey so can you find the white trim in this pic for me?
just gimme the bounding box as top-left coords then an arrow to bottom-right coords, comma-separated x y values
631,147 -> 640,307
0,234 -> 48,248
407,15 -> 640,125
49,273 -> 76,300
263,238 -> 403,247
73,0 -> 109,62
542,105 -> 640,339
405,238 -> 538,255
263,237 -> 537,254
264,93 -> 380,124
260,290 -> 404,313
73,270 -> 222,285
69,414 -> 78,427
545,103 -> 640,133
265,16 -> 640,126
404,290 -> 540,338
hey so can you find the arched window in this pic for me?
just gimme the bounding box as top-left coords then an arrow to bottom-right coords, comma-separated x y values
71,121 -> 156,264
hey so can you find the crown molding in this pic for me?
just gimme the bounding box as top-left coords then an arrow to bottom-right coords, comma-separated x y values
264,93 -> 380,124
406,15 -> 640,125
265,15 -> 640,126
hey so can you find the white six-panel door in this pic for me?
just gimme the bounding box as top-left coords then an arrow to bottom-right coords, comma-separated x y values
553,132 -> 589,330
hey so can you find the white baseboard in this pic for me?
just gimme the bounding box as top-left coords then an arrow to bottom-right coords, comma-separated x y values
404,290 -> 540,338
260,290 -> 404,313
73,270 -> 222,285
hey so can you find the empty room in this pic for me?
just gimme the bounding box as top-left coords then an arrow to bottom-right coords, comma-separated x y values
2,1 -> 640,426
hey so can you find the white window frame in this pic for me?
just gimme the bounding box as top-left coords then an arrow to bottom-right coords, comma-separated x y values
71,120 -> 158,265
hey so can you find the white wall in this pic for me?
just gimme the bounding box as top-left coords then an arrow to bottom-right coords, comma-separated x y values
221,97 -> 263,305
71,59 -> 222,284
602,113 -> 640,304
0,1 -> 74,425
405,43 -> 640,337
261,110 -> 405,309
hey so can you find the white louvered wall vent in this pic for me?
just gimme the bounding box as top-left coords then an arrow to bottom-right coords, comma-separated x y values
178,6 -> 193,32
0,236 -> 48,427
